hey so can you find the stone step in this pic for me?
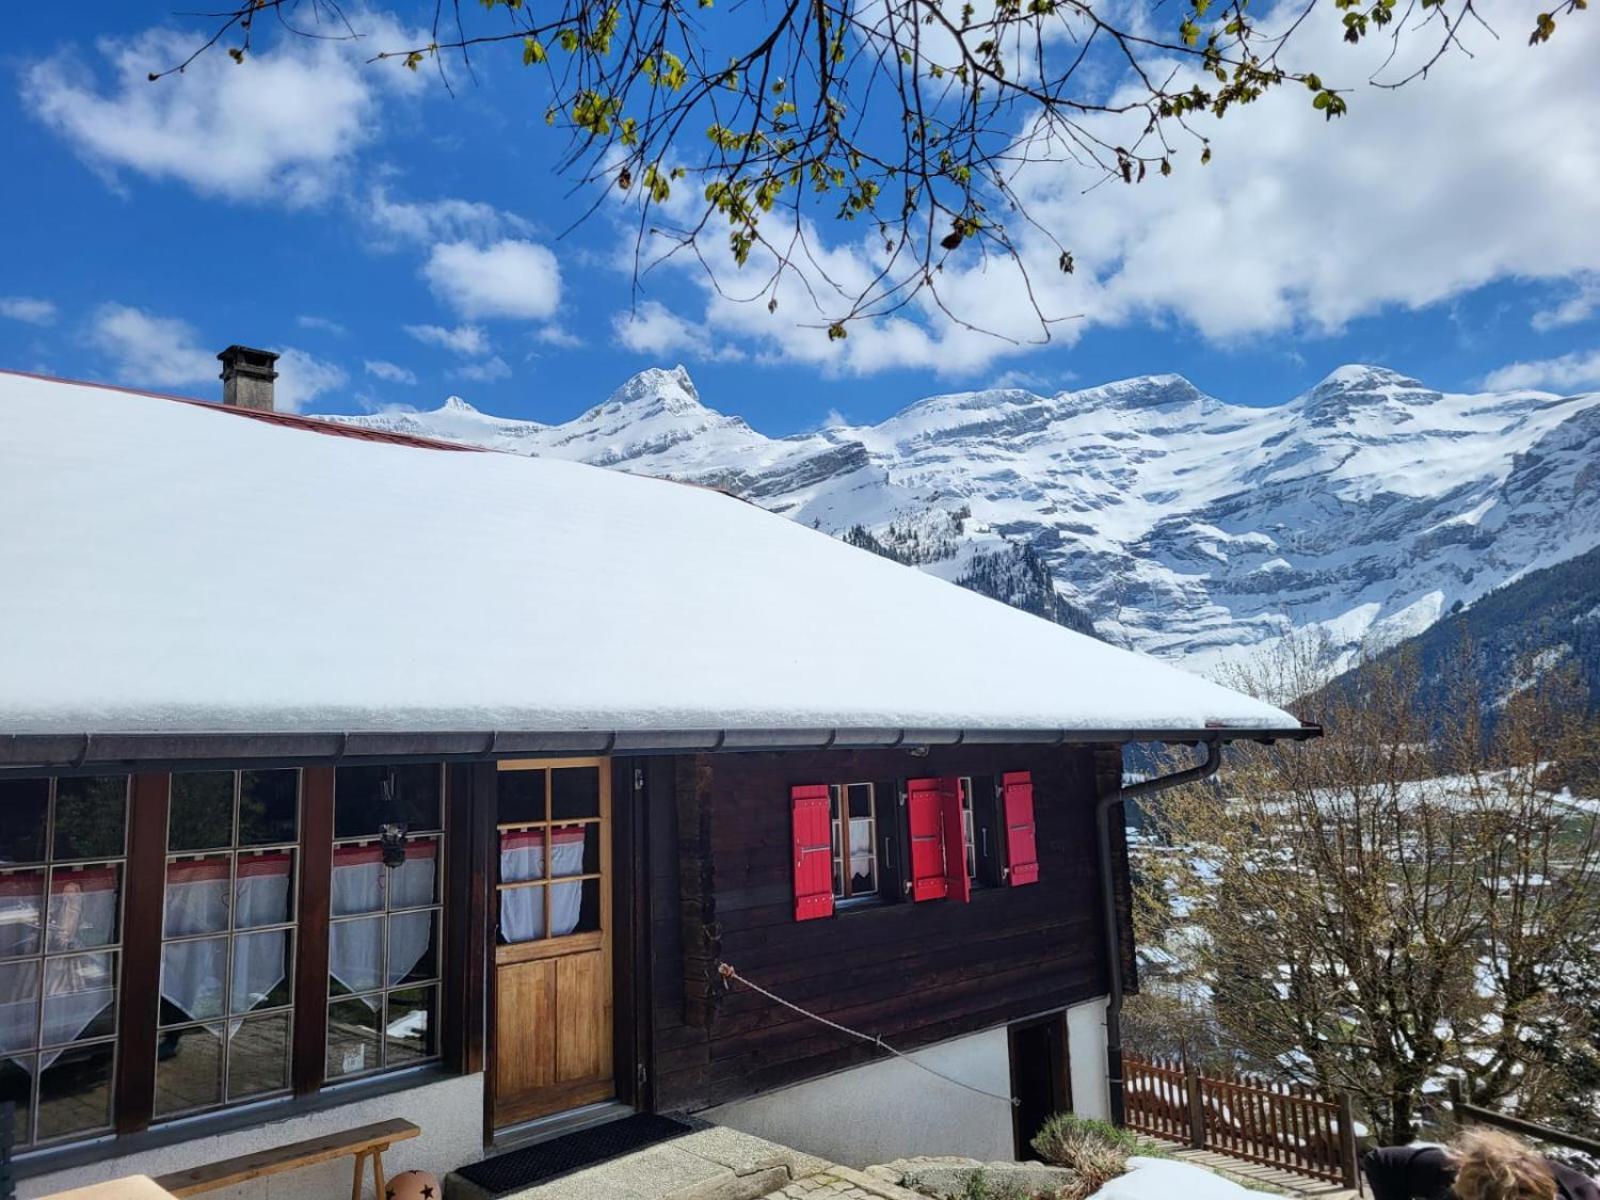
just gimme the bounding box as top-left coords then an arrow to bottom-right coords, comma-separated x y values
446,1126 -> 832,1200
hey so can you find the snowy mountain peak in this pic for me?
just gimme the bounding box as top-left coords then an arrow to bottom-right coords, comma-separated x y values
597,365 -> 705,416
1318,363 -> 1417,389
1291,364 -> 1442,425
317,362 -> 1600,674
1301,364 -> 1432,402
1063,373 -> 1213,412
440,395 -> 479,414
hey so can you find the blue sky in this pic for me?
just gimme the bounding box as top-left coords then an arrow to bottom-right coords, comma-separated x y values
2,3 -> 1597,435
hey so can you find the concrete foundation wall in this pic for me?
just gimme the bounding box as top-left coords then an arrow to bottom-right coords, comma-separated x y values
704,1027 -> 1015,1168
1065,997 -> 1111,1122
22,1072 -> 484,1200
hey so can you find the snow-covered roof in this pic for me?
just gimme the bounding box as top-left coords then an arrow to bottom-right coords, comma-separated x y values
0,370 -> 1308,756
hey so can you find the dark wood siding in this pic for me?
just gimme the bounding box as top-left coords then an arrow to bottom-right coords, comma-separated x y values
647,743 -> 1131,1112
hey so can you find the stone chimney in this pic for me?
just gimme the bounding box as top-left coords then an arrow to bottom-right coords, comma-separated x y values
218,345 -> 279,412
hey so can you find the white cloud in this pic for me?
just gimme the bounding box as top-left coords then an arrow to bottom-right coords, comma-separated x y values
364,359 -> 417,384
450,356 -> 511,382
1482,350 -> 1600,393
369,194 -> 565,330
297,315 -> 348,336
356,395 -> 419,415
404,323 -> 490,356
90,303 -> 215,387
0,296 -> 57,325
1531,275 -> 1600,332
611,301 -> 743,362
88,303 -> 343,411
990,368 -> 1075,393
619,4 -> 1600,376
423,240 -> 562,321
367,186 -> 532,247
534,325 -> 584,349
1033,17 -> 1600,344
272,348 -> 347,413
21,21 -> 420,206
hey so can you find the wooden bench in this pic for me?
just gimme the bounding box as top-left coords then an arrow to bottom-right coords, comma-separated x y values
152,1118 -> 420,1199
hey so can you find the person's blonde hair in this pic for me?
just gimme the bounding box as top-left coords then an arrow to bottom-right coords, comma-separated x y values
1451,1128 -> 1558,1200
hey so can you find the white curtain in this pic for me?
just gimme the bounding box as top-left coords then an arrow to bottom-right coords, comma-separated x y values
330,841 -> 437,1008
849,817 -> 874,885
499,829 -> 585,944
0,868 -> 119,1069
161,855 -> 291,1023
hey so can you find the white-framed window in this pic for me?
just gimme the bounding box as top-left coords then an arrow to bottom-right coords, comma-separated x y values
958,776 -> 979,881
829,783 -> 879,900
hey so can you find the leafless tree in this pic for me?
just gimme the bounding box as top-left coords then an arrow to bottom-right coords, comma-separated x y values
1132,640 -> 1600,1144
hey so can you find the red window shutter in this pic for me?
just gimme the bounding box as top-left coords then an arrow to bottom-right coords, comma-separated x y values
791,784 -> 834,921
1001,771 -> 1040,886
940,777 -> 971,903
906,778 -> 950,902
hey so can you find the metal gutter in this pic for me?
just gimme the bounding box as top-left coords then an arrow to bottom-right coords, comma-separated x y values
0,723 -> 1319,774
1095,739 -> 1226,1126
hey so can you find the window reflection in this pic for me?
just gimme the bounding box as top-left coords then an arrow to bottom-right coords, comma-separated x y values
496,766 -> 603,946
828,783 -> 879,900
156,771 -> 298,1118
0,776 -> 127,1147
328,765 -> 444,1080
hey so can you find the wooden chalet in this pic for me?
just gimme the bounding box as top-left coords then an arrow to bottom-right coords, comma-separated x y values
0,352 -> 1316,1197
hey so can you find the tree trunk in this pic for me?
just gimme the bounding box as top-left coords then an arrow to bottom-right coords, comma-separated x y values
1388,1090 -> 1417,1145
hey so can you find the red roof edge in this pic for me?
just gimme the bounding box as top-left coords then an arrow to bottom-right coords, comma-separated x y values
0,367 -> 485,454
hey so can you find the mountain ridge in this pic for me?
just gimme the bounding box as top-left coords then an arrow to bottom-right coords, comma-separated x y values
322,363 -> 1600,672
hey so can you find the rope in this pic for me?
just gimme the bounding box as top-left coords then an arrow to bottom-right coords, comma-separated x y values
717,961 -> 1019,1108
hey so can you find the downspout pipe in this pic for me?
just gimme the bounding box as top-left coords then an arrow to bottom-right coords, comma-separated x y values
1096,737 -> 1223,1125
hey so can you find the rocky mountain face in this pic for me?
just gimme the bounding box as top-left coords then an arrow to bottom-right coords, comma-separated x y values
322,364 -> 1600,672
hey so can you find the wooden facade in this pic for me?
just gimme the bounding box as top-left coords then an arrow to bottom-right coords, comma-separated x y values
3,741 -> 1136,1178
639,743 -> 1133,1113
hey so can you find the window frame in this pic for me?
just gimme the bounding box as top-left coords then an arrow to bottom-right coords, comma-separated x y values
828,782 -> 882,906
0,774 -> 130,1150
494,764 -> 606,956
959,774 -> 1005,888
2,760 -> 467,1164
327,764 -> 447,1083
154,769 -> 303,1120
809,770 -> 1020,916
958,776 -> 979,881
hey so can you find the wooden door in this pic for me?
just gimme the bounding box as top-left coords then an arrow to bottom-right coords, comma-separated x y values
491,759 -> 613,1128
1009,1015 -> 1071,1158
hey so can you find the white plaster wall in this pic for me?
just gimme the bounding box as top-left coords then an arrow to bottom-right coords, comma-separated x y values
22,1072 -> 483,1200
1065,997 -> 1111,1122
704,1027 -> 1015,1168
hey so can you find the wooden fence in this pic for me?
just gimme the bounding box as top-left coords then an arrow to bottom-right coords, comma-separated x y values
1449,1080 -> 1600,1159
1125,1054 -> 1360,1189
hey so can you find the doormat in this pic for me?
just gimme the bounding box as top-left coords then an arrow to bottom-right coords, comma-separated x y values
455,1113 -> 699,1195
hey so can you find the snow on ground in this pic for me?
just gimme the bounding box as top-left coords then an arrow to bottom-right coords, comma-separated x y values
0,372 -> 1306,736
1088,1157 -> 1271,1199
